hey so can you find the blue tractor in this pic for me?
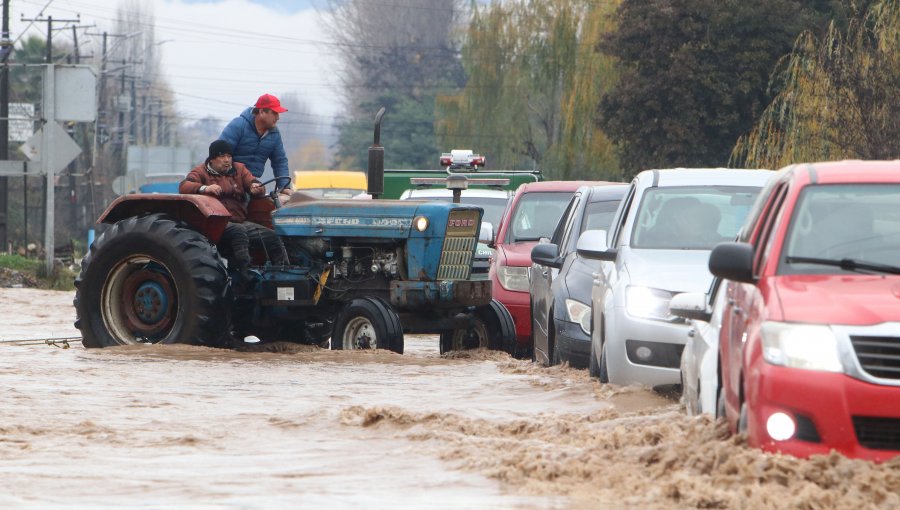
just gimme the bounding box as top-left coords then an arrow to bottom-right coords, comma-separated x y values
74,110 -> 514,354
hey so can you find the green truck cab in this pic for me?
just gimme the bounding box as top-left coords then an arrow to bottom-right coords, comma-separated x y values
381,150 -> 543,199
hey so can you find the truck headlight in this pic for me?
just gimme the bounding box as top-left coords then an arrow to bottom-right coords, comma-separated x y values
565,299 -> 591,335
625,286 -> 674,321
414,216 -> 429,232
760,322 -> 843,372
497,266 -> 529,292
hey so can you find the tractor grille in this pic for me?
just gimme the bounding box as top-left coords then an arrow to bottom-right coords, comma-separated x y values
849,335 -> 900,380
437,210 -> 480,281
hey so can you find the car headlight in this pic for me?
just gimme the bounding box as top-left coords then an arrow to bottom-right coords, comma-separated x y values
625,286 -> 674,321
565,299 -> 591,335
414,216 -> 429,232
497,266 -> 530,292
760,322 -> 843,372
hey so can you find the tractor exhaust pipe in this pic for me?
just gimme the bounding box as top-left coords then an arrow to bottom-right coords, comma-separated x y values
367,107 -> 386,199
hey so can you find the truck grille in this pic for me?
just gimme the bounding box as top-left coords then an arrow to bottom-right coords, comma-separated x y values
852,416 -> 900,450
849,335 -> 900,380
438,210 -> 479,280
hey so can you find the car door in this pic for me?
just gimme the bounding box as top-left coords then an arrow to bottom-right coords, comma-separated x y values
720,181 -> 789,421
532,194 -> 580,362
592,183 -> 637,345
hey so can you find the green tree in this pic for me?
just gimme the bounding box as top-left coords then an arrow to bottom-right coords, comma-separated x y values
325,0 -> 466,170
599,0 -> 846,177
733,0 -> 900,167
437,0 -> 621,179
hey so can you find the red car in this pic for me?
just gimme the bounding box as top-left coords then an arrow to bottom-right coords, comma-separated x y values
710,160 -> 900,461
489,181 -> 600,357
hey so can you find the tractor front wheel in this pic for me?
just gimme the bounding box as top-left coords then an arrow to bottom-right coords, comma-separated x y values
331,297 -> 403,354
440,300 -> 515,354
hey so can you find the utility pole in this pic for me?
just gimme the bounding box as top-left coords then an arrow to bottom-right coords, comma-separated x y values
0,0 -> 10,250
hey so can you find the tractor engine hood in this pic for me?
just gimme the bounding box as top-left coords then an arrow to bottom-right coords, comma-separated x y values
272,193 -> 481,241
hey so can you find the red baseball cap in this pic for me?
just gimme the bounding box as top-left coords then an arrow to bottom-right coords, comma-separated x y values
254,93 -> 288,113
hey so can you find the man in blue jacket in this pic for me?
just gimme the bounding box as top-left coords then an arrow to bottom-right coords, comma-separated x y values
221,93 -> 292,228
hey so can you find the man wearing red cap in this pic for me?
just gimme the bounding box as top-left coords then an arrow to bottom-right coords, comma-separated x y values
220,93 -> 292,228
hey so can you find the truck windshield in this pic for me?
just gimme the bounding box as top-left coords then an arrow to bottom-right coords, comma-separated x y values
506,192 -> 573,243
781,184 -> 900,274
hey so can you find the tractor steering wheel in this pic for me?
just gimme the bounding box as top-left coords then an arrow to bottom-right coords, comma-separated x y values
257,176 -> 293,208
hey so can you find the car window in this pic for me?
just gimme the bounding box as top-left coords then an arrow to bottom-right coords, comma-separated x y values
581,199 -> 621,235
779,183 -> 900,274
630,185 -> 761,250
750,183 -> 788,275
505,191 -> 574,243
611,183 -> 637,248
555,195 -> 581,248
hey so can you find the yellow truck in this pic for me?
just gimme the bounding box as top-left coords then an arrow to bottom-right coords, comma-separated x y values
293,170 -> 367,199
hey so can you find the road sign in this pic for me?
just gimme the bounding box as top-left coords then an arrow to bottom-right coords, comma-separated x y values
20,121 -> 82,172
9,103 -> 34,143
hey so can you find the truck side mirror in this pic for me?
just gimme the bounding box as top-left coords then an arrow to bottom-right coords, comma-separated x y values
479,222 -> 494,244
709,242 -> 755,283
576,229 -> 617,262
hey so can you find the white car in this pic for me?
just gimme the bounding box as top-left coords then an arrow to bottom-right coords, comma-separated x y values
668,277 -> 726,416
576,168 -> 773,388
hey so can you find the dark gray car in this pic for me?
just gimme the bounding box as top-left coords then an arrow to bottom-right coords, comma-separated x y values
530,184 -> 628,367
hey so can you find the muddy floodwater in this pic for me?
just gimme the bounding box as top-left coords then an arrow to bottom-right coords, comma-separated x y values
1,288 -> 898,509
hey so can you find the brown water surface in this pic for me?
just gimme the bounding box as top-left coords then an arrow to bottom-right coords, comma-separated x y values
1,289 -> 897,509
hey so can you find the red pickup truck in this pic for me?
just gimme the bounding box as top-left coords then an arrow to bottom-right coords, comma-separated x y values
710,160 -> 900,461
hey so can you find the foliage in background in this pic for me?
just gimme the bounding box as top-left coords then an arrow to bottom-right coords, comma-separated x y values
325,0 -> 467,170
598,0 -> 851,178
732,0 -> 900,168
437,0 -> 621,180
0,254 -> 76,290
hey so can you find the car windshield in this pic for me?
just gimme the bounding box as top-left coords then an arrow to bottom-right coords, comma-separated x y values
581,199 -> 621,233
631,186 -> 760,250
781,184 -> 900,274
413,196 -> 508,226
506,191 -> 573,243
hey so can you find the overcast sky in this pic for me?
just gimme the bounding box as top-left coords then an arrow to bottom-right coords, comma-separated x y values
10,0 -> 343,131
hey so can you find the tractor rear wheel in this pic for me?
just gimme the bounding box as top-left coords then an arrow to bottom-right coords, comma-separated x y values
440,299 -> 515,354
74,214 -> 230,348
331,297 -> 403,353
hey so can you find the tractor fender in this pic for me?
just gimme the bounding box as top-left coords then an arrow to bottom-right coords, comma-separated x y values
96,193 -> 232,243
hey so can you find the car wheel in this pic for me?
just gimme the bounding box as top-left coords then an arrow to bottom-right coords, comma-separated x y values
715,386 -> 726,420
738,401 -> 749,435
549,316 -> 560,366
599,342 -> 609,383
694,382 -> 703,416
588,338 -> 601,379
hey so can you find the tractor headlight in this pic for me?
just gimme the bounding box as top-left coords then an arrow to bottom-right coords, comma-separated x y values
565,299 -> 591,335
414,216 -> 429,232
625,286 -> 674,321
760,322 -> 843,372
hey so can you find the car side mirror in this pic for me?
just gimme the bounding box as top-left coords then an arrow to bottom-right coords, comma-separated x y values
479,221 -> 494,245
531,243 -> 562,269
668,292 -> 712,322
709,242 -> 755,283
576,229 -> 617,262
